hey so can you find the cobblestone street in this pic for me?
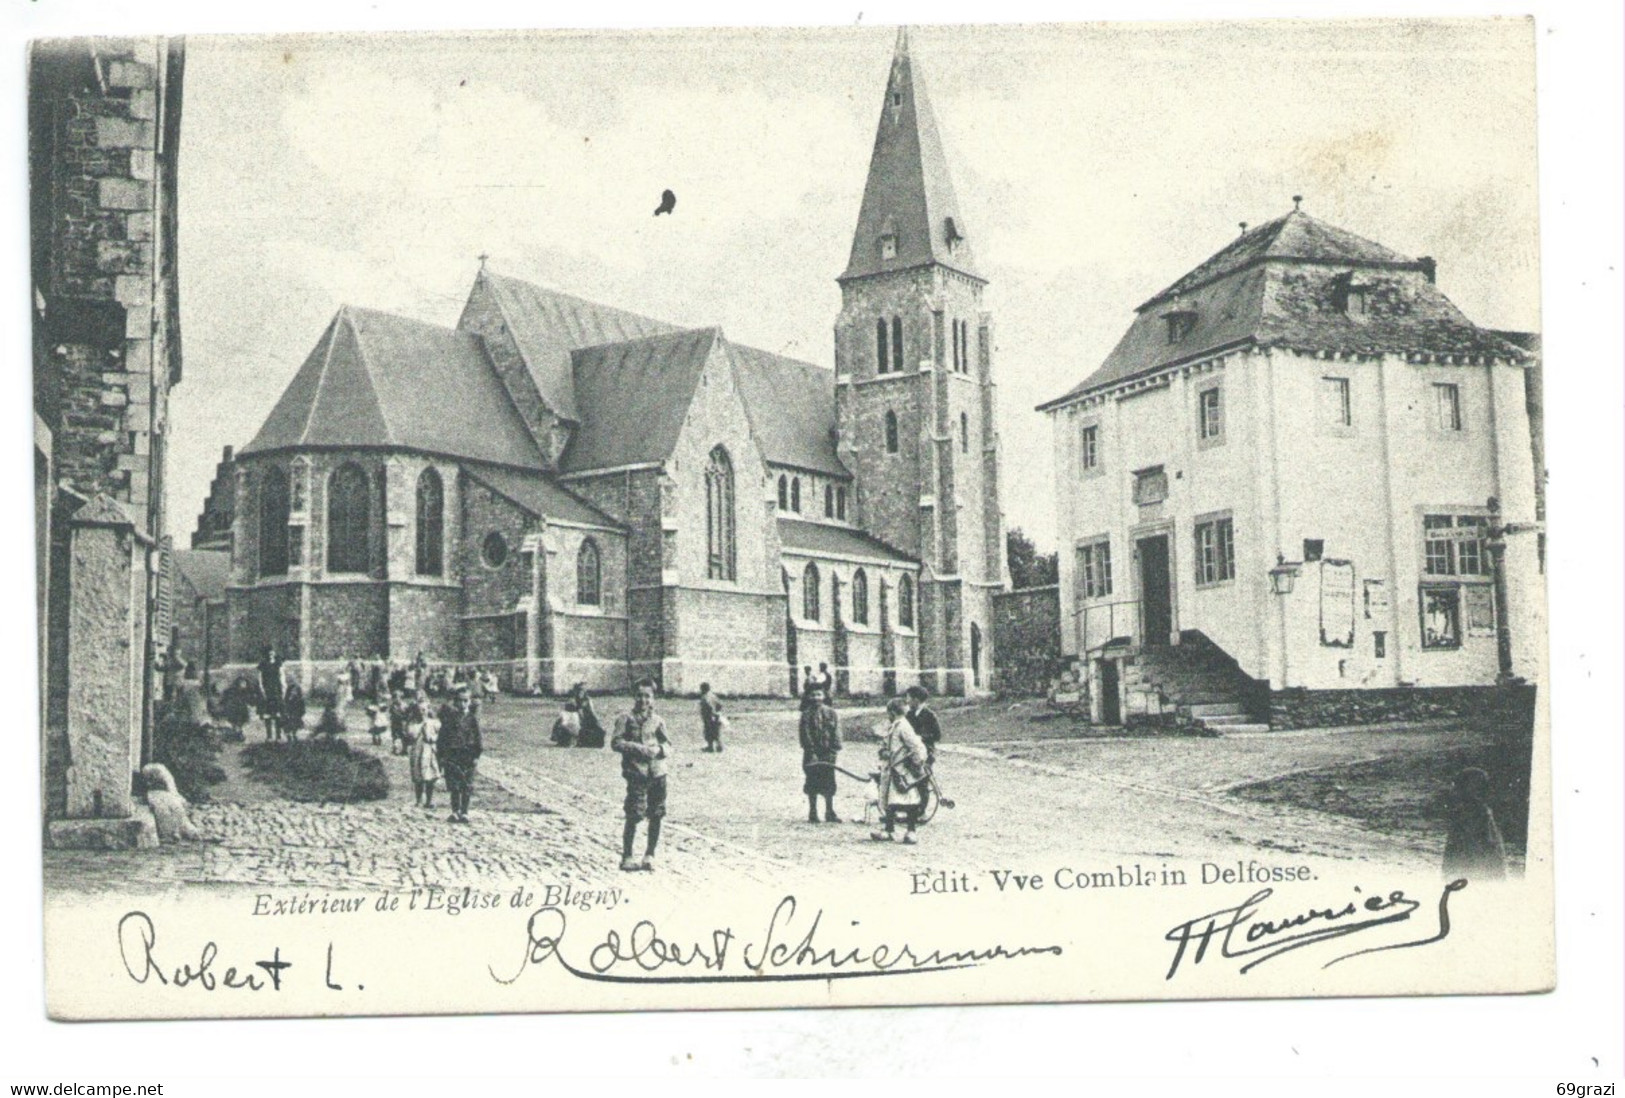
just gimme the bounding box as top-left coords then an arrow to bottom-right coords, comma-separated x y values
44,696 -> 1473,897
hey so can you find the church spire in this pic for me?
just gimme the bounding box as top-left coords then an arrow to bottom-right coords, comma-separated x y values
840,27 -> 982,283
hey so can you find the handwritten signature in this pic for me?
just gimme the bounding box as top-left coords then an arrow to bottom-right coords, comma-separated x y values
491,895 -> 1063,985
1162,878 -> 1468,979
117,911 -> 355,992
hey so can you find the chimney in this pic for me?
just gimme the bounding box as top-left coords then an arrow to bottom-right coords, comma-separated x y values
1418,256 -> 1436,283
1238,222 -> 1248,236
222,445 -> 234,461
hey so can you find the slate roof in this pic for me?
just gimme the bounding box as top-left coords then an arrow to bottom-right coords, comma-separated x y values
1040,209 -> 1533,410
173,548 -> 229,602
841,29 -> 982,283
463,465 -> 623,531
777,517 -> 916,565
476,272 -> 676,422
1142,208 -> 1415,309
241,307 -> 547,469
727,343 -> 847,476
559,328 -> 721,474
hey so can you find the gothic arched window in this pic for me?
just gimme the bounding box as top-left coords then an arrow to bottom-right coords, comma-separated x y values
790,477 -> 802,514
824,484 -> 835,518
577,538 -> 602,605
885,410 -> 899,454
705,446 -> 736,580
876,318 -> 890,373
802,562 -> 821,622
837,486 -> 849,520
326,462 -> 371,574
899,573 -> 915,628
891,316 -> 904,369
777,474 -> 788,511
259,466 -> 290,578
852,568 -> 870,626
960,411 -> 970,454
415,466 -> 444,576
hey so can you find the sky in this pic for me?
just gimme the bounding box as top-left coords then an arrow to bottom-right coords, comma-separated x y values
168,19 -> 1541,551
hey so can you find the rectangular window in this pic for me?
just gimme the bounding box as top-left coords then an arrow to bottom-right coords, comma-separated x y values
1079,424 -> 1099,474
1165,312 -> 1196,344
1194,516 -> 1236,586
1420,585 -> 1462,649
1132,466 -> 1168,506
1198,387 -> 1223,440
1321,377 -> 1352,427
1455,516 -> 1487,575
1435,383 -> 1462,431
1076,540 -> 1114,600
1422,513 -> 1488,577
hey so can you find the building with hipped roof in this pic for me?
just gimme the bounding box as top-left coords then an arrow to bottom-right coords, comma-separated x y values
215,29 -> 1003,698
1039,203 -> 1542,727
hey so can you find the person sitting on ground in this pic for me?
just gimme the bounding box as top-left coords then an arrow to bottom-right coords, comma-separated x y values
574,683 -> 607,748
698,682 -> 725,753
873,697 -> 929,845
551,697 -> 581,747
314,696 -> 346,739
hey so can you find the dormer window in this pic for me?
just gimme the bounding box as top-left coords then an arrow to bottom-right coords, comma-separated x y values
1334,272 -> 1371,317
944,217 -> 964,256
1164,309 -> 1197,344
879,215 -> 898,261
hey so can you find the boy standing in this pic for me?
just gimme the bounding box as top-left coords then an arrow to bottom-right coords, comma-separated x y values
698,682 -> 725,753
612,679 -> 672,871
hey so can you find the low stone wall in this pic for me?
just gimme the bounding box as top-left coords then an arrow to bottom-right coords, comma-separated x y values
1269,683 -> 1537,731
991,585 -> 1061,696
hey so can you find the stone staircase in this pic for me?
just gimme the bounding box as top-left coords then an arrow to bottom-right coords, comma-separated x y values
1121,631 -> 1270,733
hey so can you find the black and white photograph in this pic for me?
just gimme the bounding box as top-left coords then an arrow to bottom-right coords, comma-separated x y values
14,3 -> 1617,1076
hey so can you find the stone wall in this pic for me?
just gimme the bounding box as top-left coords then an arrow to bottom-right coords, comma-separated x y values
1268,683 -> 1534,730
458,472 -> 533,619
664,586 -> 786,696
992,585 -> 1062,695
388,584 -> 463,662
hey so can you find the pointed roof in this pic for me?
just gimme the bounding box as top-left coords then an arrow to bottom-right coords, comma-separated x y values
240,306 -> 546,469
840,28 -> 982,283
473,271 -> 677,422
777,517 -> 916,566
1039,208 -> 1532,410
559,328 -> 722,474
1141,208 -> 1418,309
173,548 -> 229,603
727,343 -> 847,476
462,465 -> 624,531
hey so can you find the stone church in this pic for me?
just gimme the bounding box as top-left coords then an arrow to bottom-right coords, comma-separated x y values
217,30 -> 1009,698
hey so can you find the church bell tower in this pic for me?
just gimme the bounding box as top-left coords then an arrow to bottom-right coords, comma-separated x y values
834,28 -> 1009,695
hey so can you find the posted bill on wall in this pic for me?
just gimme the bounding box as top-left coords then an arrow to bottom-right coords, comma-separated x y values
32,18 -> 1553,1020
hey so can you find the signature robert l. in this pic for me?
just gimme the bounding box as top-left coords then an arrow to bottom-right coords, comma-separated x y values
1162,878 -> 1469,979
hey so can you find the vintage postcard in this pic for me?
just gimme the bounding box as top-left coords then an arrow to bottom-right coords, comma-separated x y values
33,19 -> 1552,1020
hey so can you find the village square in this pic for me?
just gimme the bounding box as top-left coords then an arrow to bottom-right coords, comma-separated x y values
34,25 -> 1541,897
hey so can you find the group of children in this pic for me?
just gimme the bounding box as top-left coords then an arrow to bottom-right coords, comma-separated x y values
366,692 -> 446,808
